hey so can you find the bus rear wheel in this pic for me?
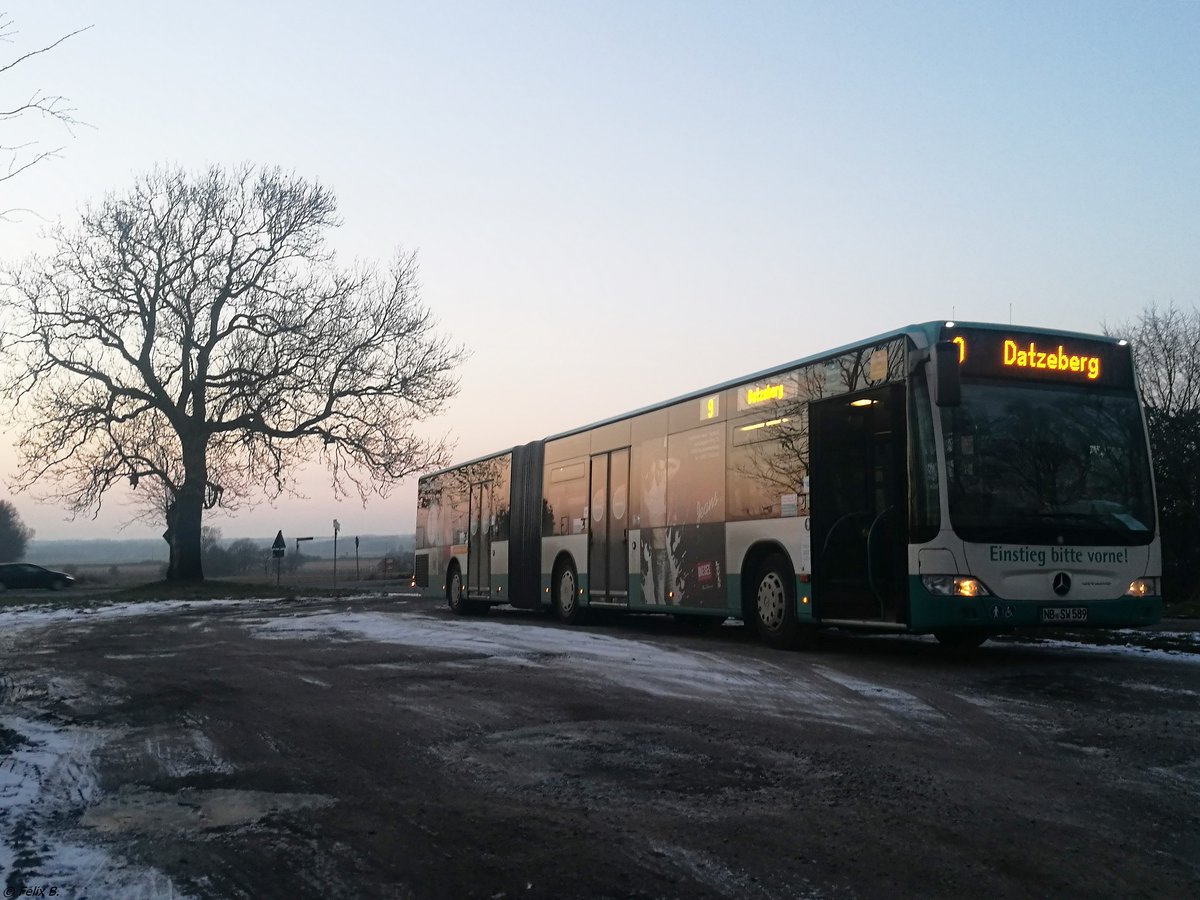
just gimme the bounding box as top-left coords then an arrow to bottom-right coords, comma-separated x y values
553,559 -> 585,625
751,553 -> 810,649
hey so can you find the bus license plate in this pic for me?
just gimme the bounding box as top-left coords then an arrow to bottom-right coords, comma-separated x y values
1041,607 -> 1088,623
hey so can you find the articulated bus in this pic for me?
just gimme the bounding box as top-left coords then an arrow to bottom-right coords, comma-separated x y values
414,321 -> 1162,649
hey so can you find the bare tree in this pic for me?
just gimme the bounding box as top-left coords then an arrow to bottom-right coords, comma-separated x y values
1107,302 -> 1200,603
1108,302 -> 1200,416
1,12 -> 89,213
0,497 -> 33,561
0,164 -> 466,581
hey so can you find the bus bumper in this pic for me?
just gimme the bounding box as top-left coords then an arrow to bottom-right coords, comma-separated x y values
907,577 -> 1163,632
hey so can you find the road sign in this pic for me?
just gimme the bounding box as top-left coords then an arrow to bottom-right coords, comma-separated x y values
272,530 -> 286,558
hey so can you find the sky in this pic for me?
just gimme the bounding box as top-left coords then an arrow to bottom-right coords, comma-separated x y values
1,0 -> 1198,542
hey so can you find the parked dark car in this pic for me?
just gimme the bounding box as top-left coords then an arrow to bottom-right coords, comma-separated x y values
0,563 -> 75,591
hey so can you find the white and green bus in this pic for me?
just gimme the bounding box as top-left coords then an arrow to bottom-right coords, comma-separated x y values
414,321 -> 1161,649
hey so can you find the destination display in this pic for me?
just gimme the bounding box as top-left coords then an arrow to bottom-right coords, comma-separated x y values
942,326 -> 1134,388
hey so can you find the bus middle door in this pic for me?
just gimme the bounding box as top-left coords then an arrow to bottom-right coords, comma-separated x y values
467,482 -> 492,598
588,448 -> 630,606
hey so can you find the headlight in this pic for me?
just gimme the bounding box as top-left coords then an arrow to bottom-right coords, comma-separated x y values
1125,577 -> 1159,597
921,575 -> 993,597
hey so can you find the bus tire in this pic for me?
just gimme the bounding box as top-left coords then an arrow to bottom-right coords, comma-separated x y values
751,553 -> 809,649
446,564 -> 486,616
553,558 -> 585,625
446,564 -> 466,614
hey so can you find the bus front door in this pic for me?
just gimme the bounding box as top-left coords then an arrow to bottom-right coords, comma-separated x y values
467,482 -> 491,597
809,384 -> 907,622
588,448 -> 630,605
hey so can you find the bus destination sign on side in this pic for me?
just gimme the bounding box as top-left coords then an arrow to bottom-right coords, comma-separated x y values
737,378 -> 795,412
943,327 -> 1132,388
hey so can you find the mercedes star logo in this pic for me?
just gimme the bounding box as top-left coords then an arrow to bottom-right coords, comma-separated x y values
1052,572 -> 1072,596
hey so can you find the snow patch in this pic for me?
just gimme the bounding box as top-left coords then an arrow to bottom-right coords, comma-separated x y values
0,716 -> 190,897
81,787 -> 332,834
246,611 -> 949,730
651,841 -> 824,899
1018,638 -> 1200,664
0,598 -> 266,639
810,666 -> 944,724
147,729 -> 235,779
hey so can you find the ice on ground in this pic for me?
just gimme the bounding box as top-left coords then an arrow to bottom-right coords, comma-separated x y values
651,840 -> 827,900
81,787 -> 333,835
0,598 -> 266,639
1018,636 -> 1200,665
247,611 -> 947,732
810,665 -> 944,723
147,729 -> 235,779
0,715 -> 190,897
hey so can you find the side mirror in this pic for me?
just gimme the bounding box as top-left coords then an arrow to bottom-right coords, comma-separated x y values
933,341 -> 961,407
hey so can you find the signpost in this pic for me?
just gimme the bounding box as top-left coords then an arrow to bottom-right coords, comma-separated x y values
355,535 -> 360,580
271,531 -> 286,586
333,519 -> 341,587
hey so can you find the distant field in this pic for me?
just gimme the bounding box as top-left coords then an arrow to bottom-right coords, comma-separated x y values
33,562 -> 166,588
32,557 -> 413,591
252,556 -> 414,589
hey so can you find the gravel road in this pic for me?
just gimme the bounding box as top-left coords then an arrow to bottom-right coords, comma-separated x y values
1,594 -> 1197,899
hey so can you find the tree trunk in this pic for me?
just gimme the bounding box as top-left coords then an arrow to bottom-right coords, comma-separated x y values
166,437 -> 208,582
164,500 -> 179,581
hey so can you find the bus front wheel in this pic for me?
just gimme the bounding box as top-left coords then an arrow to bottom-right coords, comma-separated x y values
447,565 -> 486,616
752,554 -> 810,649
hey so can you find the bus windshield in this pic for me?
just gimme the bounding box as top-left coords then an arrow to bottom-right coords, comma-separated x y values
941,380 -> 1155,546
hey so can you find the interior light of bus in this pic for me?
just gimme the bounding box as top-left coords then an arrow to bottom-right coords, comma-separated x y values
921,575 -> 992,597
1118,339 -> 1128,346
849,398 -> 875,407
945,321 -> 956,328
801,596 -> 809,604
1125,577 -> 1158,597
739,417 -> 790,432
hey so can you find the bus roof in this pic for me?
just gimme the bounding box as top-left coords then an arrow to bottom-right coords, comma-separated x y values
544,319 -> 1124,443
421,319 -> 1127,479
